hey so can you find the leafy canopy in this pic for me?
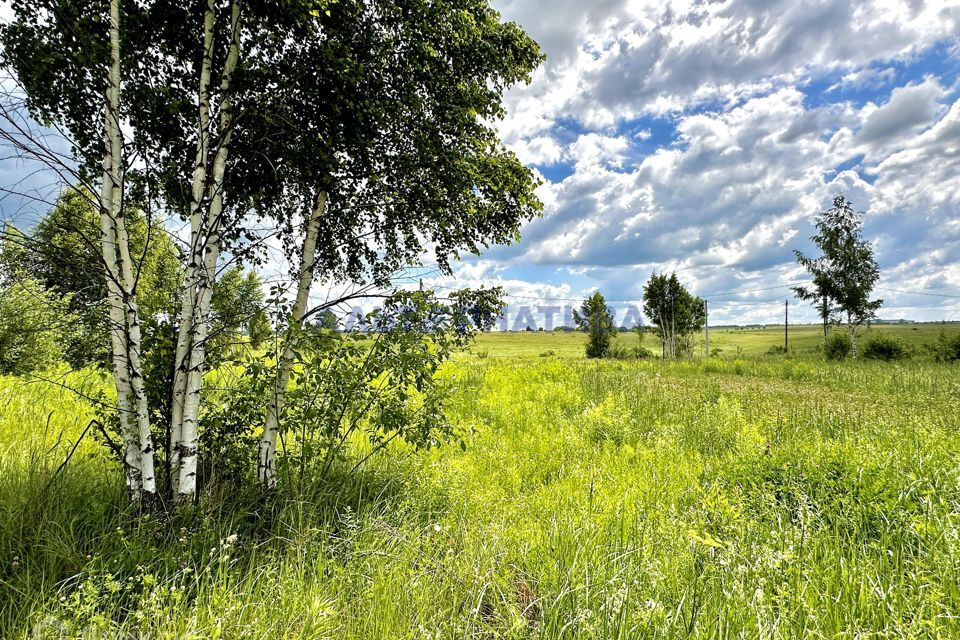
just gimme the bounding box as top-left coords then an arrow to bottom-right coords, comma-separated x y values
1,0 -> 545,280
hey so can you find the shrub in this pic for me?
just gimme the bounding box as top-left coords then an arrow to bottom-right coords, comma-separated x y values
862,334 -> 909,361
767,345 -> 788,355
0,277 -> 73,375
606,343 -> 654,360
929,330 -> 960,363
825,332 -> 851,360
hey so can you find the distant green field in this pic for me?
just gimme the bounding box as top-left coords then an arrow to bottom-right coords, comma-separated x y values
473,322 -> 958,358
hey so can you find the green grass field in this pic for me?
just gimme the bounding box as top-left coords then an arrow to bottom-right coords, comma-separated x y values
3,325 -> 960,638
473,321 -> 957,358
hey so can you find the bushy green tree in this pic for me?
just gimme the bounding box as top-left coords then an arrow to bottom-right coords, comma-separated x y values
247,309 -> 272,350
573,292 -> 617,358
0,188 -> 182,368
209,266 -> 265,359
642,273 -> 706,358
0,277 -> 74,375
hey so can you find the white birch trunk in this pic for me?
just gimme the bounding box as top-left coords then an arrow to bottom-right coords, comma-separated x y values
177,0 -> 243,500
99,0 -> 142,499
114,214 -> 156,496
106,0 -> 155,497
100,200 -> 140,496
171,0 -> 217,493
257,192 -> 327,488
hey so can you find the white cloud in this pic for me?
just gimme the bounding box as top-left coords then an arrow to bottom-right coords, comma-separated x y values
567,133 -> 630,169
495,0 -> 960,129
838,66 -> 897,89
510,135 -> 565,166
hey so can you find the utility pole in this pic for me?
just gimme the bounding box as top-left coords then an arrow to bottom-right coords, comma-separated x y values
704,299 -> 709,357
784,299 -> 789,351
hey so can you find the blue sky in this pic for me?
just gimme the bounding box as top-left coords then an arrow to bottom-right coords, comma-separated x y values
419,0 -> 960,327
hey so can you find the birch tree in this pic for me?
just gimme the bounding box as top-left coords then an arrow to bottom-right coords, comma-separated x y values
643,273 -> 706,359
256,192 -> 326,487
2,0 -> 158,500
3,0 -> 544,501
793,196 -> 883,358
171,0 -> 244,501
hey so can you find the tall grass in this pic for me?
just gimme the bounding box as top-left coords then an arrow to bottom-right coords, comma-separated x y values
1,353 -> 959,638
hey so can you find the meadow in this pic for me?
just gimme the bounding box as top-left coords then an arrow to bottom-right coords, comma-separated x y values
2,325 -> 960,638
472,321 -> 955,358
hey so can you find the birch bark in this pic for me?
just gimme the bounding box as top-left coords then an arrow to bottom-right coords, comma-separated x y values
171,0 -> 216,493
177,0 -> 243,500
99,0 -> 143,498
257,192 -> 327,488
115,214 -> 156,496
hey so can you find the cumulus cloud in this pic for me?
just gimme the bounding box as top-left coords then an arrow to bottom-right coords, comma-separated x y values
496,0 -> 960,129
480,0 -> 960,322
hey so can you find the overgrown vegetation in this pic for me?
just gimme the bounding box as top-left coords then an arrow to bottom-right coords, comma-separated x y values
3,343 -> 960,637
862,333 -> 909,361
930,329 -> 960,363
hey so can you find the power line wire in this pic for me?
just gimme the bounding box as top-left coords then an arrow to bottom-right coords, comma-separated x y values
876,287 -> 960,299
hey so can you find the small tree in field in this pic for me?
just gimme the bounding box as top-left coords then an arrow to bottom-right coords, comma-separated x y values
573,292 -> 616,358
794,196 -> 882,357
642,273 -> 705,358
